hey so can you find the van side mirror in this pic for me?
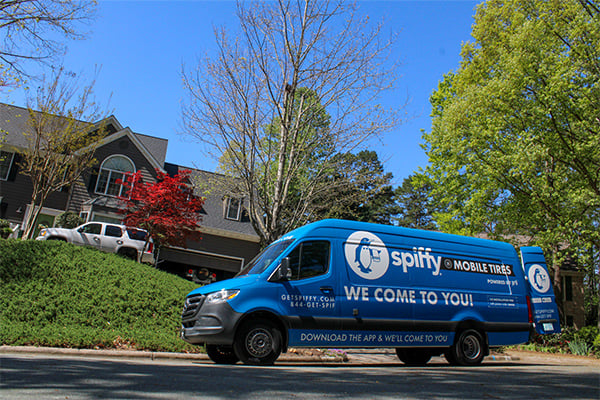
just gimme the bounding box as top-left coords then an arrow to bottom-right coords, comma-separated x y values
271,257 -> 292,282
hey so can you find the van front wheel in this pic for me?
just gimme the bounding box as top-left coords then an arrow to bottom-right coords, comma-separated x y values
449,329 -> 485,366
395,348 -> 432,366
205,344 -> 239,364
234,319 -> 282,365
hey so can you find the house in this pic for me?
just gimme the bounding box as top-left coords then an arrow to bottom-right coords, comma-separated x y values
0,103 -> 260,281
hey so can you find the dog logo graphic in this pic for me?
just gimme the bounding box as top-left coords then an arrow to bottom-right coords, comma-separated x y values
345,231 -> 389,280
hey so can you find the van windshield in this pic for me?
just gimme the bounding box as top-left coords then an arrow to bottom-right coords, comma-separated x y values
237,239 -> 294,276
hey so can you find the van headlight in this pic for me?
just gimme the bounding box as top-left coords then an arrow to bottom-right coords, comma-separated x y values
205,289 -> 240,304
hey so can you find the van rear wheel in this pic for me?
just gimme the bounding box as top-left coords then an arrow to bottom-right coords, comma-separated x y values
448,329 -> 485,366
233,319 -> 282,366
395,348 -> 432,366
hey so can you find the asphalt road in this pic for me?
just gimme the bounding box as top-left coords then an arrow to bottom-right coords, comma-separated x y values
1,349 -> 598,400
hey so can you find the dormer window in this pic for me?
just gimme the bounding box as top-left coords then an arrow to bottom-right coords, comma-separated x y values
95,155 -> 135,197
225,197 -> 241,221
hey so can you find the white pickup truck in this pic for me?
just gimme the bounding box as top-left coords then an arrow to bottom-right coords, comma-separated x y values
36,222 -> 154,264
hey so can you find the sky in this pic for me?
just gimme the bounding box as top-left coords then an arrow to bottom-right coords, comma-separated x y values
2,0 -> 479,186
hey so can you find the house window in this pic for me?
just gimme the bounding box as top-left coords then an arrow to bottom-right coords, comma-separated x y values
564,275 -> 573,302
95,155 -> 135,197
225,197 -> 241,221
0,150 -> 15,181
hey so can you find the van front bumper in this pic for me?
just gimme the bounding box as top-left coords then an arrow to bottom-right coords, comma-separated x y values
180,294 -> 241,345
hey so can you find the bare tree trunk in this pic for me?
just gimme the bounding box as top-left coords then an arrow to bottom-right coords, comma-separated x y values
181,0 -> 402,243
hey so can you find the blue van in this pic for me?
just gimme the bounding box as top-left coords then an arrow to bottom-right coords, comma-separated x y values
181,219 -> 560,366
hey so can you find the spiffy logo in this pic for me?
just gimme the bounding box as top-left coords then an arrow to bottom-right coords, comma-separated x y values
354,238 -> 381,273
528,264 -> 551,294
345,232 -> 389,280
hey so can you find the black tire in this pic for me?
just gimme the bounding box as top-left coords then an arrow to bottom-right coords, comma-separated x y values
233,318 -> 282,366
395,348 -> 432,366
205,344 -> 239,364
443,349 -> 459,365
448,329 -> 485,366
118,248 -> 137,261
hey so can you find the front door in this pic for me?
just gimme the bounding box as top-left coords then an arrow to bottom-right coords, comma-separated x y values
73,223 -> 103,248
278,240 -> 339,347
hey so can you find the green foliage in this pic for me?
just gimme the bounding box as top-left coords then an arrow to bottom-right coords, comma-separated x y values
0,239 -> 199,352
0,219 -> 11,239
593,334 -> 600,353
394,174 -> 437,229
422,0 -> 600,323
574,326 -> 599,348
312,150 -> 397,225
524,326 -> 600,357
568,340 -> 590,356
55,211 -> 84,229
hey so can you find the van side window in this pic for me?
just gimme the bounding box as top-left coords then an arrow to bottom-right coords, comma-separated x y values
288,241 -> 330,280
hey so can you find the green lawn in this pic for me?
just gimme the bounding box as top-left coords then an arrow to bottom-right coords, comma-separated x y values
0,239 -> 200,352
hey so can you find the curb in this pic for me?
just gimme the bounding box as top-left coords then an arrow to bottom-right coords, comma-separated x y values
485,354 -> 516,362
0,345 -> 344,363
0,345 -> 512,364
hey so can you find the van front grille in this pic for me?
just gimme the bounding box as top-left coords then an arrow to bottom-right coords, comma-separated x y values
182,294 -> 205,324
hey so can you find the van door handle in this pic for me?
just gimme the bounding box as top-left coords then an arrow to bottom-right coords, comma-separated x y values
320,286 -> 334,295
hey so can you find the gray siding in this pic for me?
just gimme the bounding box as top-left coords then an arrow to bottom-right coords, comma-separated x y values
0,154 -> 69,224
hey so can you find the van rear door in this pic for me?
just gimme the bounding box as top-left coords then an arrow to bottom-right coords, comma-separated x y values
520,247 -> 561,335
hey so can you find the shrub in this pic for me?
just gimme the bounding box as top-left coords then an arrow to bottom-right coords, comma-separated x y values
568,340 -> 590,356
574,326 -> 599,348
0,240 -> 200,352
55,212 -> 84,229
593,334 -> 600,353
0,219 -> 11,239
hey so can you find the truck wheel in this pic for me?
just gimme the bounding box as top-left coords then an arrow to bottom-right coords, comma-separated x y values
205,344 -> 239,364
449,329 -> 485,366
233,318 -> 282,366
395,348 -> 432,366
118,248 -> 137,261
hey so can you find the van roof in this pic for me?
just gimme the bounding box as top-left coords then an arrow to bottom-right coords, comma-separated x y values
287,219 -> 516,253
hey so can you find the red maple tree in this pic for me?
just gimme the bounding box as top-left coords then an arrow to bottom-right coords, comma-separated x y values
118,169 -> 204,253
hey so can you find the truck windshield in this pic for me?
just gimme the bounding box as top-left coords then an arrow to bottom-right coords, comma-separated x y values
237,239 -> 294,276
